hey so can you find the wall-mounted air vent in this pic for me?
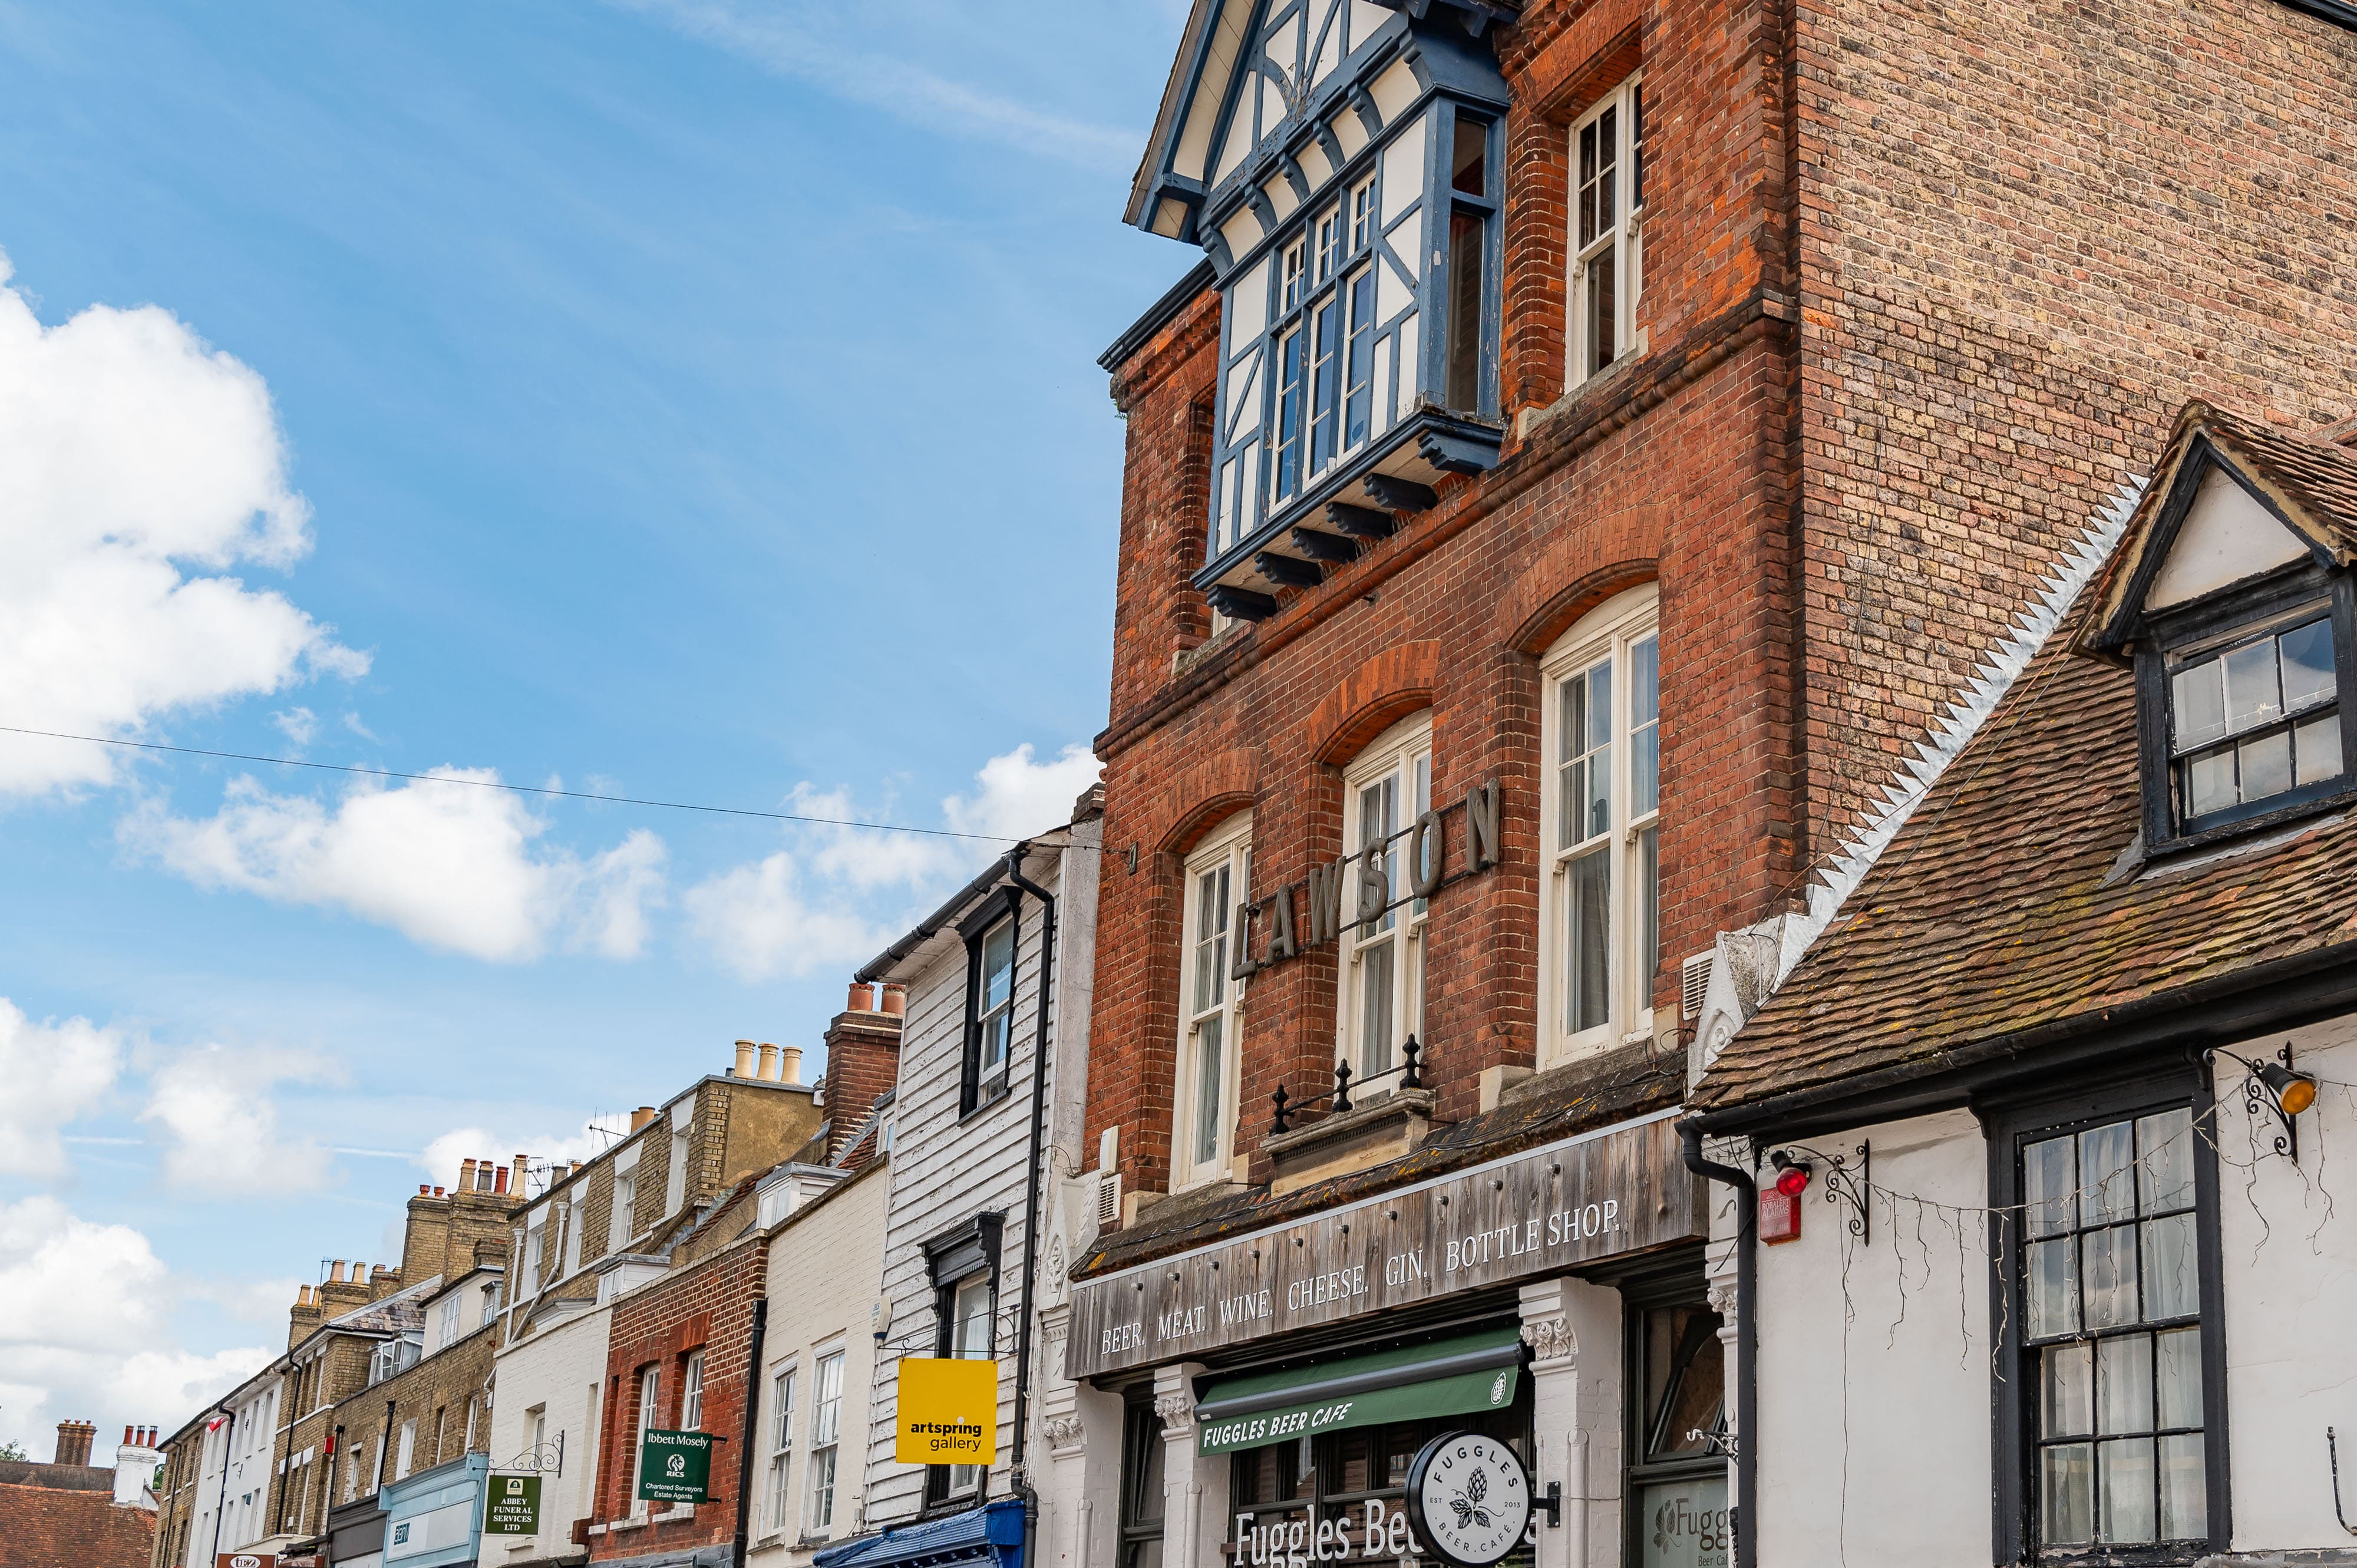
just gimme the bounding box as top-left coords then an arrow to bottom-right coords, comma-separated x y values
1681,950 -> 1714,1022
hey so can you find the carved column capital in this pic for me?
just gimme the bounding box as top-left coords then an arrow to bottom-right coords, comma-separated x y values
1044,1415 -> 1087,1453
1520,1315 -> 1576,1365
1154,1389 -> 1196,1435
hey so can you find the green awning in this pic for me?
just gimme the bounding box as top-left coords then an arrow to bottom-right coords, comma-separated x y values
1193,1327 -> 1524,1455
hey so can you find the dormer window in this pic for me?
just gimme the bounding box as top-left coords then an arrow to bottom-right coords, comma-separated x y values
2165,610 -> 2342,827
2089,408 -> 2357,854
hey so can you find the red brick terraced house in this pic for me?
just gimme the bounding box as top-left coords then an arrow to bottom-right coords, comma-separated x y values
1062,3 -> 2357,1568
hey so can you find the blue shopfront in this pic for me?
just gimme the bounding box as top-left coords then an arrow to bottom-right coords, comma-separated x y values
811,1498 -> 1026,1568
381,1453 -> 490,1568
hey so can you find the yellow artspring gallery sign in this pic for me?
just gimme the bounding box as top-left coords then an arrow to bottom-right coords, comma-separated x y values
896,1358 -> 998,1466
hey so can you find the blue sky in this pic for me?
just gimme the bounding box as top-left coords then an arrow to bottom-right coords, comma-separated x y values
0,0 -> 1190,1454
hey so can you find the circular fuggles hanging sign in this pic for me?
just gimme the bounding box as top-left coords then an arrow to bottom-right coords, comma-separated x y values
1405,1430 -> 1532,1568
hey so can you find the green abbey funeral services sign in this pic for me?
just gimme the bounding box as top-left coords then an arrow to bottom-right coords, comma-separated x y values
484,1473 -> 542,1535
638,1429 -> 716,1504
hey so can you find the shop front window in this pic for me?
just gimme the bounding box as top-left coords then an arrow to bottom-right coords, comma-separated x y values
1627,1301 -> 1729,1568
1120,1395 -> 1168,1568
1230,1406 -> 1532,1566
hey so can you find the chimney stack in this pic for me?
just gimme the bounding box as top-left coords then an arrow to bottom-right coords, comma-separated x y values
845,981 -> 874,1012
823,981 -> 904,1164
781,1047 -> 803,1086
880,982 -> 907,1017
734,1039 -> 757,1078
329,1261 -> 346,1284
630,1105 -> 657,1133
459,1158 -> 477,1191
513,1153 -> 529,1191
54,1420 -> 94,1468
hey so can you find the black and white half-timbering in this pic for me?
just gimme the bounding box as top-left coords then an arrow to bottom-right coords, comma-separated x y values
1688,402 -> 2357,1568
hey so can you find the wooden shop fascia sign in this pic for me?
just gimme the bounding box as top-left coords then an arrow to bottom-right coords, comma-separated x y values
1229,781 -> 1503,981
1064,1108 -> 1704,1379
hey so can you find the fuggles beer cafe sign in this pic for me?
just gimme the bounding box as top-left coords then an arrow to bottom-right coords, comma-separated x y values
1224,781 -> 1503,981
1064,1110 -> 1702,1379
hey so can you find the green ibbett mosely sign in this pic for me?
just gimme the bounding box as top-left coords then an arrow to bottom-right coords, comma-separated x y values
638,1429 -> 715,1504
483,1473 -> 542,1534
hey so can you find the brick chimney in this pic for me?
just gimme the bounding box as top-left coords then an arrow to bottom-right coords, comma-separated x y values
114,1424 -> 161,1506
54,1419 -> 94,1467
822,981 -> 902,1164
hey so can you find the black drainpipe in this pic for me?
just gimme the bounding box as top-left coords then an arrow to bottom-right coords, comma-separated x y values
731,1296 -> 769,1567
1002,840 -> 1057,1523
1680,1119 -> 1757,1568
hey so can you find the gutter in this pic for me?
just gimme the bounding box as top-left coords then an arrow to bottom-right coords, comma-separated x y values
853,833 -> 1071,985
1679,1121 -> 1756,1568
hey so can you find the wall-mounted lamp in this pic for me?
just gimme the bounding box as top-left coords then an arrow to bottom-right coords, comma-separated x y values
2212,1044 -> 2319,1164
1770,1150 -> 1814,1196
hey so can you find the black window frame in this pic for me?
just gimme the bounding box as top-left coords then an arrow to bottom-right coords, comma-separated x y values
1983,1064 -> 2231,1566
1620,1266 -> 1729,1568
1117,1388 -> 1168,1568
958,888 -> 1022,1117
920,1213 -> 1004,1510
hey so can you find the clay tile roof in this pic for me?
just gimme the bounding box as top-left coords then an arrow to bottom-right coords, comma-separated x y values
0,1480 -> 154,1568
1695,408 -> 2357,1117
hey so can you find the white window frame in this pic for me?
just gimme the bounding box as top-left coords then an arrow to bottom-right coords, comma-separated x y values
609,1163 -> 638,1254
804,1347 -> 845,1535
394,1420 -> 415,1481
665,1109 -> 692,1216
437,1294 -> 461,1350
1174,812 -> 1252,1190
764,1363 -> 797,1535
1338,714 -> 1434,1086
1567,73 -> 1645,388
630,1368 -> 659,1517
945,1275 -> 994,1498
973,915 -> 1018,1095
564,1187 -> 586,1276
681,1350 -> 706,1432
1537,585 -> 1662,1065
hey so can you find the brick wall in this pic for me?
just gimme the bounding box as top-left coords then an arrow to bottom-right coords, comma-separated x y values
590,1220 -> 771,1561
821,1004 -> 903,1164
1083,0 -> 2357,1205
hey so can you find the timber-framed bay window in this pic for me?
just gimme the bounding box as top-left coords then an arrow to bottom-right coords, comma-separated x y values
1176,814 -> 1252,1189
1989,1076 -> 2227,1563
1569,74 -> 1645,387
1157,21 -> 1511,623
1539,586 -> 1662,1062
1340,715 -> 1432,1084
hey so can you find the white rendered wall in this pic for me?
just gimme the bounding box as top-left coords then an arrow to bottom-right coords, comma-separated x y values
2213,1013 -> 2357,1553
748,1160 -> 889,1565
484,1299 -> 612,1562
1751,1109 -> 1990,1568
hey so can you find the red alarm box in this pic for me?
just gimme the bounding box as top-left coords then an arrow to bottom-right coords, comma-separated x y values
1760,1187 -> 1803,1243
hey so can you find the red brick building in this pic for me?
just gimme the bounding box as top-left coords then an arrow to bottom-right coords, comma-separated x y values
1064,0 -> 2357,1566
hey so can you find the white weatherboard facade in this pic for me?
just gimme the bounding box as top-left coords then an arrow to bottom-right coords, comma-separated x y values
1739,1015 -> 2357,1566
484,1296 -> 611,1564
853,810 -> 1101,1544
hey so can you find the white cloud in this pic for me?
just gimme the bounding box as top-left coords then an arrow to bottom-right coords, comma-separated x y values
270,705 -> 318,750
686,741 -> 1100,982
0,248 -> 364,796
610,0 -> 1140,170
0,1001 -> 123,1178
0,1196 -> 272,1457
121,771 -> 669,963
417,1122 -> 625,1197
138,1043 -> 338,1197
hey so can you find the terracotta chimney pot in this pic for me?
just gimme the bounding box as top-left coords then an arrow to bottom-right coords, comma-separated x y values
493,1165 -> 510,1195
846,981 -> 873,1012
879,983 -> 907,1017
733,1039 -> 756,1078
433,1186 -> 444,1197
781,1046 -> 803,1086
755,1042 -> 780,1082
630,1105 -> 657,1133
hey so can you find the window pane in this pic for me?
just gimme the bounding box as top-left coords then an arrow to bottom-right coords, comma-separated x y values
2159,1434 -> 2206,1539
2173,660 -> 2227,751
1194,1015 -> 1224,1165
1447,207 -> 1484,410
2026,1237 -> 2078,1339
1276,327 -> 1303,498
1310,295 -> 1340,472
2043,1343 -> 2093,1438
1633,1475 -> 1728,1568
2097,1334 -> 2153,1434
2025,1135 -> 2077,1239
2099,1438 -> 2157,1543
2185,745 -> 2239,816
1560,755 -> 1587,851
2282,619 -> 2336,710
1359,934 -> 1395,1073
2082,1226 -> 2138,1330
2241,725 -> 2293,801
1638,824 -> 1659,993
2224,638 -> 2284,735
1451,115 -> 1487,194
2156,1326 -> 2202,1428
1587,239 -> 1617,374
1568,849 -> 1611,1034
1632,635 -> 1660,817
2142,1213 -> 2199,1320
2137,1110 -> 2194,1212
2297,711 -> 2343,785
2042,1444 -> 2094,1546
2081,1121 -> 2136,1224
983,923 -> 1014,1008
1586,740 -> 1613,840
1344,268 -> 1374,449
1577,121 -> 1598,245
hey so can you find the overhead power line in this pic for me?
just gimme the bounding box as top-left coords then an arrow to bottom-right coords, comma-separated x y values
0,724 -> 1022,844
